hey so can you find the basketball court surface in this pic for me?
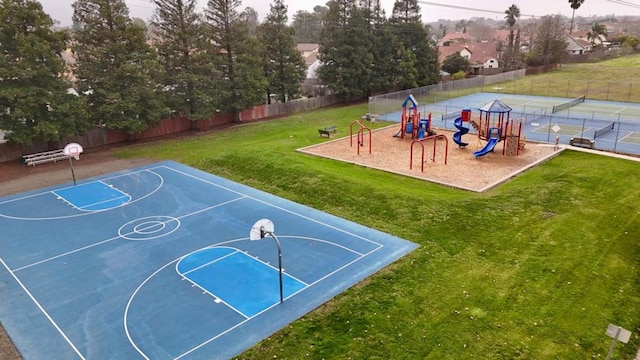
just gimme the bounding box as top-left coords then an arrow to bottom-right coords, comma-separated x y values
0,161 -> 417,359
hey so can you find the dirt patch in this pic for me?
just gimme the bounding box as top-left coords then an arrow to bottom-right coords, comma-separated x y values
299,125 -> 562,192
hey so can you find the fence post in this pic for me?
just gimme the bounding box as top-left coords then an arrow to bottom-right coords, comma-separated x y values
614,114 -> 621,153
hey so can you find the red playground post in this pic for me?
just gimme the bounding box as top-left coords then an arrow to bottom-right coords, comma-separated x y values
350,120 -> 372,155
409,134 -> 449,172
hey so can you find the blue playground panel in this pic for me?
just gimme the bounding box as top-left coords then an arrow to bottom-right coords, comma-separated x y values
0,161 -> 417,359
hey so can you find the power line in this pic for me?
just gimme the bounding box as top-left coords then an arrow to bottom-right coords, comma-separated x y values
417,1 -> 541,18
606,0 -> 640,9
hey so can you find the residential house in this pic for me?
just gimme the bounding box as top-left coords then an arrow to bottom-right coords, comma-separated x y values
438,31 -> 474,46
297,43 -> 320,80
438,42 -> 500,74
565,35 -> 593,54
571,30 -> 607,47
296,43 -> 327,96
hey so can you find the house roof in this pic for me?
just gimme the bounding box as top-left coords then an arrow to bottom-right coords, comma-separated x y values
438,42 -> 498,64
439,31 -> 474,45
296,43 -> 319,52
493,29 -> 511,42
297,43 -> 319,66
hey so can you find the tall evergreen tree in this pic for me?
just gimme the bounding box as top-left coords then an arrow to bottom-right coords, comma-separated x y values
292,6 -> 327,44
528,15 -> 567,65
72,0 -> 168,134
151,0 -> 219,123
318,0 -> 372,98
0,0 -> 86,144
359,0 -> 398,93
205,0 -> 266,122
257,0 -> 306,103
390,0 -> 440,86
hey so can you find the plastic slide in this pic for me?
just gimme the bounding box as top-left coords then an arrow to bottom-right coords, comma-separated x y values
473,138 -> 499,158
452,117 -> 469,147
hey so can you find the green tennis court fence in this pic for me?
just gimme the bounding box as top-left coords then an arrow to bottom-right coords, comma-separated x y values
552,95 -> 586,113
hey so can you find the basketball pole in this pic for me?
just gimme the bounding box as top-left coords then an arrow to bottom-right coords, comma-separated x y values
68,156 -> 77,186
260,227 -> 284,303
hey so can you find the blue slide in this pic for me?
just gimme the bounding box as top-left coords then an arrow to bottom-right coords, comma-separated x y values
473,138 -> 499,158
452,117 -> 469,147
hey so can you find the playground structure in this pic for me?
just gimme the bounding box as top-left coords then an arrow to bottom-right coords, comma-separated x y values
350,119 -> 372,155
394,95 -> 435,140
410,135 -> 449,172
452,99 -> 524,159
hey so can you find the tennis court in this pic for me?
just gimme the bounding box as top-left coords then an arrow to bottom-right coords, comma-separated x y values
375,92 -> 640,155
0,161 -> 417,359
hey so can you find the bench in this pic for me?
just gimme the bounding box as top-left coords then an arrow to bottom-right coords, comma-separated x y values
318,126 -> 337,137
22,149 -> 70,166
569,136 -> 595,149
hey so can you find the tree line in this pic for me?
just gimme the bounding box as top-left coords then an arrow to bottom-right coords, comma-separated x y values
5,0 -> 625,145
0,0 -> 306,144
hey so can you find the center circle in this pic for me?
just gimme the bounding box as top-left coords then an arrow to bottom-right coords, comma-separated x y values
134,221 -> 167,234
118,216 -> 181,241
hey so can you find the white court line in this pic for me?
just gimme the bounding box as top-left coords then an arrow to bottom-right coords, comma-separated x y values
178,249 -> 240,276
608,107 -> 627,116
617,132 -> 634,142
0,170 -> 164,221
12,197 -> 246,272
162,165 -> 385,249
176,249 -> 249,319
0,258 -> 86,360
174,239 -> 382,360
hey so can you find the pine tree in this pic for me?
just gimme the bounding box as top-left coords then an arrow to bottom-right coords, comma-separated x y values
257,0 -> 306,103
528,15 -> 567,65
205,0 -> 266,122
72,0 -> 168,134
151,0 -> 220,122
390,0 -> 440,86
359,0 -> 398,93
0,0 -> 86,144
318,0 -> 373,98
292,6 -> 327,44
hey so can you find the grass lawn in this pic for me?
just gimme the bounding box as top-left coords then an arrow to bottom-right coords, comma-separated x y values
116,102 -> 640,359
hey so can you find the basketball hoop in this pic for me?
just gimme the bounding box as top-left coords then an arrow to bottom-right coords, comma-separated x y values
63,142 -> 84,186
63,142 -> 83,160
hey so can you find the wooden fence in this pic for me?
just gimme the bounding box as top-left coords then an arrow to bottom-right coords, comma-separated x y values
0,94 -> 344,163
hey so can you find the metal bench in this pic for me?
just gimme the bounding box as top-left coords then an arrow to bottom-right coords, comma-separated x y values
22,149 -> 69,166
569,137 -> 595,149
318,126 -> 337,137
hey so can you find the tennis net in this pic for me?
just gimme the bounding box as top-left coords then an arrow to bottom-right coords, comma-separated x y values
552,95 -> 586,113
593,122 -> 615,139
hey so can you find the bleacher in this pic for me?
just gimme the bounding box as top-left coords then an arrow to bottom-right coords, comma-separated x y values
22,149 -> 70,166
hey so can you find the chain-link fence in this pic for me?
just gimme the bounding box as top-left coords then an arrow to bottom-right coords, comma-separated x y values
369,68 -> 640,156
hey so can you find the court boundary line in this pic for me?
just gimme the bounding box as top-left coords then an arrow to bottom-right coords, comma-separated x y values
163,165 -> 385,249
4,163 -> 390,359
171,237 -> 383,360
0,258 -> 86,359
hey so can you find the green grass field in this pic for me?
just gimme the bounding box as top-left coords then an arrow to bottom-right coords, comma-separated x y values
116,101 -> 640,359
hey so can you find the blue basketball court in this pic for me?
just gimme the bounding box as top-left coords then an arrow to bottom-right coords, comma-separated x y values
0,161 -> 417,359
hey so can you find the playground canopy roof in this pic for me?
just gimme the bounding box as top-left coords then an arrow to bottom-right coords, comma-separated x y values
479,99 -> 512,113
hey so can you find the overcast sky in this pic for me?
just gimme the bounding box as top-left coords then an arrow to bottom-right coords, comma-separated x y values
40,0 -> 640,26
